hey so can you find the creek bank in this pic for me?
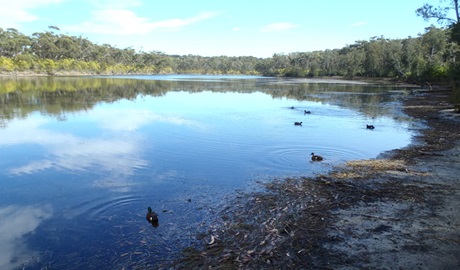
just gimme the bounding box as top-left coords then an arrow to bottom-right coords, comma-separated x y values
169,88 -> 460,269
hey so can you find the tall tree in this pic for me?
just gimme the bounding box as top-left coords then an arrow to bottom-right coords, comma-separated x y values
416,0 -> 459,24
417,0 -> 460,44
0,28 -> 31,57
417,1 -> 460,109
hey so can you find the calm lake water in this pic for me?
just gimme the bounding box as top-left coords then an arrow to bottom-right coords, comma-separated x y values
0,75 -> 415,269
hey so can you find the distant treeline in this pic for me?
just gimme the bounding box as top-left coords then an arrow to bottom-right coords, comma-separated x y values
0,26 -> 459,84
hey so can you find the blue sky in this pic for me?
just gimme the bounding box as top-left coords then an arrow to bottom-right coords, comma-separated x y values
0,0 -> 444,58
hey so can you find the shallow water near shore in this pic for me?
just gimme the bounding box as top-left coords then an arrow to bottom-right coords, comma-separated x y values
0,75 -> 415,269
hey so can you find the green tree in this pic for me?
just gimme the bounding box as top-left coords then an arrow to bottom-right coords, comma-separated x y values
417,1 -> 460,108
416,0 -> 459,25
401,37 -> 425,79
417,0 -> 460,44
363,37 -> 385,77
0,28 -> 31,57
31,31 -> 60,59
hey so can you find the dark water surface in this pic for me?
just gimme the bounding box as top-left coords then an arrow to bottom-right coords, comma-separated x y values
0,75 -> 415,269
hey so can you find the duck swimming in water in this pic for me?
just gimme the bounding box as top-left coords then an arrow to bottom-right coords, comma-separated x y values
366,124 -> 375,130
294,122 -> 302,126
311,152 -> 323,161
304,110 -> 311,114
146,207 -> 159,227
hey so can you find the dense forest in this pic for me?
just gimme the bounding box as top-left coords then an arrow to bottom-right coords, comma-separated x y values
0,1 -> 459,89
0,26 -> 457,82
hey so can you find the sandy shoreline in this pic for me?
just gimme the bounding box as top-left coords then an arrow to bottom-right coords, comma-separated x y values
171,88 -> 460,269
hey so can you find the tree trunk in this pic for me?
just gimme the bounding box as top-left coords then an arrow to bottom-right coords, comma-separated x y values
455,0 -> 459,22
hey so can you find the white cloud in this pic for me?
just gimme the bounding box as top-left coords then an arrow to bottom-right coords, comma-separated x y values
0,0 -> 63,9
0,0 -> 64,28
262,22 -> 298,32
88,0 -> 142,9
65,10 -> 219,35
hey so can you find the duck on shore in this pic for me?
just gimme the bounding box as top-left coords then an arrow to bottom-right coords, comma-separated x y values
311,152 -> 323,161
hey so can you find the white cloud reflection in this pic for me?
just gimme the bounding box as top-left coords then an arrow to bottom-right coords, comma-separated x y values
1,109 -> 201,191
9,160 -> 54,175
0,114 -> 147,181
3,117 -> 147,177
0,205 -> 53,270
88,108 -> 204,131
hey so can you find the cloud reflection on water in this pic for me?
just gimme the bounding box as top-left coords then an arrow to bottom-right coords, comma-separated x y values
88,108 -> 205,131
1,113 -> 151,178
0,205 -> 52,270
1,108 -> 201,192
4,117 -> 147,177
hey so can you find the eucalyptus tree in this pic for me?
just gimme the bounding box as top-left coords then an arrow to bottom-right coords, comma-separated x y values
0,28 -> 31,57
381,39 -> 404,77
71,36 -> 96,61
320,49 -> 340,76
174,54 -> 205,72
285,52 -> 309,77
245,56 -> 262,74
339,41 -> 366,77
30,31 -> 60,60
416,0 -> 459,25
417,0 -> 459,44
362,37 -> 385,77
421,26 -> 448,64
105,47 -> 136,66
150,51 -> 173,73
424,27 -> 451,81
401,37 -> 425,79
270,53 -> 291,76
91,44 -> 116,64
417,1 -> 460,108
